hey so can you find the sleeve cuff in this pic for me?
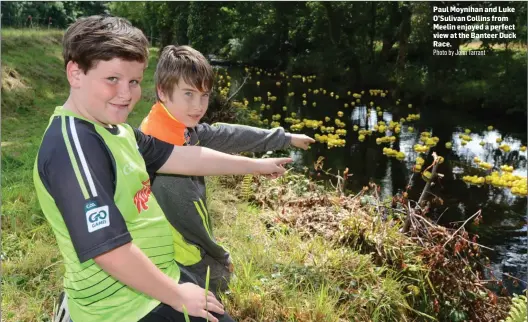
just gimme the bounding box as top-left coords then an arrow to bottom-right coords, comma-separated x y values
284,132 -> 293,149
77,232 -> 132,263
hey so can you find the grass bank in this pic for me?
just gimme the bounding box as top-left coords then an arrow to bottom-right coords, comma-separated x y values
1,29 -> 522,322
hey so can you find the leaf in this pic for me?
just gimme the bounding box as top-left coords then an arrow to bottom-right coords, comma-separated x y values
182,305 -> 191,322
314,156 -> 325,171
205,265 -> 211,322
502,294 -> 527,322
241,174 -> 253,200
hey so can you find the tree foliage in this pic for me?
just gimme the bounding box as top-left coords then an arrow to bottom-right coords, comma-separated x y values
70,1 -> 528,116
1,1 -> 109,28
3,1 -> 525,115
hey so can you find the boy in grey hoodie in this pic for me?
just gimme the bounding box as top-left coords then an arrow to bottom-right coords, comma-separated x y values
140,45 -> 315,293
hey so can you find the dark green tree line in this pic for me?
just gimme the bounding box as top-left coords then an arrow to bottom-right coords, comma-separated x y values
1,1 -> 109,28
2,1 -> 526,118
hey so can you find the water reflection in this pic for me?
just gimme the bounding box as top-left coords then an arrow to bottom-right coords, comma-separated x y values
218,66 -> 527,293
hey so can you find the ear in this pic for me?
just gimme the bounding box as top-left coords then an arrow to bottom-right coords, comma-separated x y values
157,85 -> 168,102
66,61 -> 83,88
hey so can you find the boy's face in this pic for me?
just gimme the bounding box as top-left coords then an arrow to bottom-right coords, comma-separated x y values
69,58 -> 145,126
158,79 -> 210,127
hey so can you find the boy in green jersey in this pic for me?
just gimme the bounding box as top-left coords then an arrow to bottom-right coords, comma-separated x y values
34,15 -> 290,322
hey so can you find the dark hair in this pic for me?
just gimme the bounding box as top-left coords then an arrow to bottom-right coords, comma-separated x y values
62,15 -> 149,73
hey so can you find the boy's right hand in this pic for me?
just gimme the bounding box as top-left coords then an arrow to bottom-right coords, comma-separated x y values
172,283 -> 224,322
253,158 -> 292,178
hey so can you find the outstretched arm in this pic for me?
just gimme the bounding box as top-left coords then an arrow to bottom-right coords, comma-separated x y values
133,127 -> 292,177
157,145 -> 292,176
196,123 -> 291,153
196,123 -> 315,153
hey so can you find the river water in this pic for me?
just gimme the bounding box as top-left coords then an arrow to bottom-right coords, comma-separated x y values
216,66 -> 527,295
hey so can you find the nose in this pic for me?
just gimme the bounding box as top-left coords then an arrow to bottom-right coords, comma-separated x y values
190,96 -> 201,110
117,83 -> 132,101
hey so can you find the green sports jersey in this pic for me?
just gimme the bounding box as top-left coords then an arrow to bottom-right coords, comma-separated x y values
33,107 -> 179,321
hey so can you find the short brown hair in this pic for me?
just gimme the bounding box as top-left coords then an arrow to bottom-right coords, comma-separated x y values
62,15 -> 149,73
155,45 -> 214,102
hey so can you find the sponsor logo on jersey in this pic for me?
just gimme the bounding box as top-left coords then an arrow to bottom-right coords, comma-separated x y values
85,201 -> 110,233
123,162 -> 137,175
134,179 -> 152,213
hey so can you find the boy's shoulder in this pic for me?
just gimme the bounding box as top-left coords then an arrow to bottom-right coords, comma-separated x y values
35,115 -> 123,197
37,115 -> 112,166
40,115 -> 100,145
195,121 -> 227,129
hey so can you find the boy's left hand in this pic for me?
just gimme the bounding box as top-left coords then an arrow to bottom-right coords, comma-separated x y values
290,134 -> 316,150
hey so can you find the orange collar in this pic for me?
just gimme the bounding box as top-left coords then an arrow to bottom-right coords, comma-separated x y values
140,102 -> 187,146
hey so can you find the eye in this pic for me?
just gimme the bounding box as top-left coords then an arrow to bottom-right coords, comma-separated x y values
202,93 -> 210,98
130,80 -> 140,86
107,77 -> 118,83
185,92 -> 193,97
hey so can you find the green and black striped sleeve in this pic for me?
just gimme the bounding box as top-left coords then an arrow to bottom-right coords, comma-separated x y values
36,116 -> 131,263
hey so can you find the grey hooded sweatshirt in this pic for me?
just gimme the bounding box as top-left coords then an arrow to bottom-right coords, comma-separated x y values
150,122 -> 291,292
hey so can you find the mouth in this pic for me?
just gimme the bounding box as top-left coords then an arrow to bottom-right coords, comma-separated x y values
109,103 -> 130,110
188,114 -> 203,121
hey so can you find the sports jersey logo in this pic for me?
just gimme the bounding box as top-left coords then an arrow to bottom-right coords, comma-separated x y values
85,202 -> 110,233
123,162 -> 137,175
134,179 -> 152,213
88,210 -> 108,223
